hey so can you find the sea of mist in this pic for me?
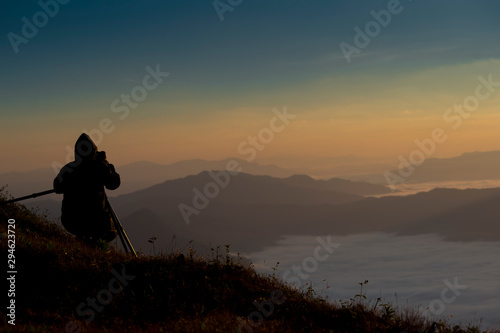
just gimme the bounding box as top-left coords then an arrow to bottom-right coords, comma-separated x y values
245,233 -> 500,330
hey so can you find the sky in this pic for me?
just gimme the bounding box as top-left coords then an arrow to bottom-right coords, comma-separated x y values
1,0 -> 500,173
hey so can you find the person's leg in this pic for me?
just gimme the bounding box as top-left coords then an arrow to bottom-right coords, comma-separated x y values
94,211 -> 117,242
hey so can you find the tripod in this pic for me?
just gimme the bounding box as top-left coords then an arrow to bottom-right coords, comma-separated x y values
2,189 -> 137,257
105,195 -> 137,257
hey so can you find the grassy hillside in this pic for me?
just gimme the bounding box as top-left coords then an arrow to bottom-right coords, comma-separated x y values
1,190 -> 498,333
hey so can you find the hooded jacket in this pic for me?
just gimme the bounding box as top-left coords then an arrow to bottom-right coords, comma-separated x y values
54,133 -> 120,238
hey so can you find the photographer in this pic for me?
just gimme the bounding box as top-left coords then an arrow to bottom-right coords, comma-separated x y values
53,133 -> 121,243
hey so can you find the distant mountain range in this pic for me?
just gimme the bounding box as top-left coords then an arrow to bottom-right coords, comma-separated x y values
279,174 -> 391,196
120,171 -> 391,206
113,180 -> 500,253
257,155 -> 393,179
0,158 -> 391,199
117,159 -> 295,195
25,170 -> 500,255
386,150 -> 500,184
109,170 -> 390,249
114,185 -> 500,253
4,151 -> 500,198
6,150 -> 500,256
0,158 -> 294,197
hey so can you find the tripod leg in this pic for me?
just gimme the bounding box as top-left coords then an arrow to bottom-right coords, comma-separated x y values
113,215 -> 129,254
106,197 -> 137,257
117,219 -> 137,257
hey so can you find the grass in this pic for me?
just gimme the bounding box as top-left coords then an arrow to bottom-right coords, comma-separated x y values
1,188 -> 499,333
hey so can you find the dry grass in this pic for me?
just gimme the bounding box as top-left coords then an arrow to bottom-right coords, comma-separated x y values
1,188 -> 498,333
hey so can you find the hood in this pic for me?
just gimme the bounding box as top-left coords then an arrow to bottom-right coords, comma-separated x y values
75,133 -> 98,162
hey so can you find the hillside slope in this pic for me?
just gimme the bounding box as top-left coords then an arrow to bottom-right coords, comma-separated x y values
1,192 -> 495,333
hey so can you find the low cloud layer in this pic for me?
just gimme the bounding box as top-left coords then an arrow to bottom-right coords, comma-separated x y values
371,180 -> 500,198
246,233 -> 500,329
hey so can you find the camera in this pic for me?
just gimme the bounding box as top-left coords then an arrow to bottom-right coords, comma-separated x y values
96,151 -> 107,161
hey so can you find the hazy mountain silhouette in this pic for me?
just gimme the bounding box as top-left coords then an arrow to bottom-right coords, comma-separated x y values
117,158 -> 296,195
116,171 -> 365,208
111,185 -> 500,252
280,174 -> 391,195
256,155 -> 392,177
20,169 -> 500,253
119,208 -> 212,256
398,189 -> 500,241
5,151 -> 500,198
388,150 -> 500,183
0,158 -> 295,197
26,171 -> 388,249
121,208 -> 175,252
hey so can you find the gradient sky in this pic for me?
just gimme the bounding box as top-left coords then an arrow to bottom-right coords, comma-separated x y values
1,0 -> 500,173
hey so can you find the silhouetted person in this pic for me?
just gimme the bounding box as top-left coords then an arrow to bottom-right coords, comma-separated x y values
54,133 -> 120,242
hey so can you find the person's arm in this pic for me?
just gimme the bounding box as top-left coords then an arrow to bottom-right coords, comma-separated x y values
104,162 -> 121,190
97,151 -> 121,190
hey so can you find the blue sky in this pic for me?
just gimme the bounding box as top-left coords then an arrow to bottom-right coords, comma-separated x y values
1,0 -> 500,172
